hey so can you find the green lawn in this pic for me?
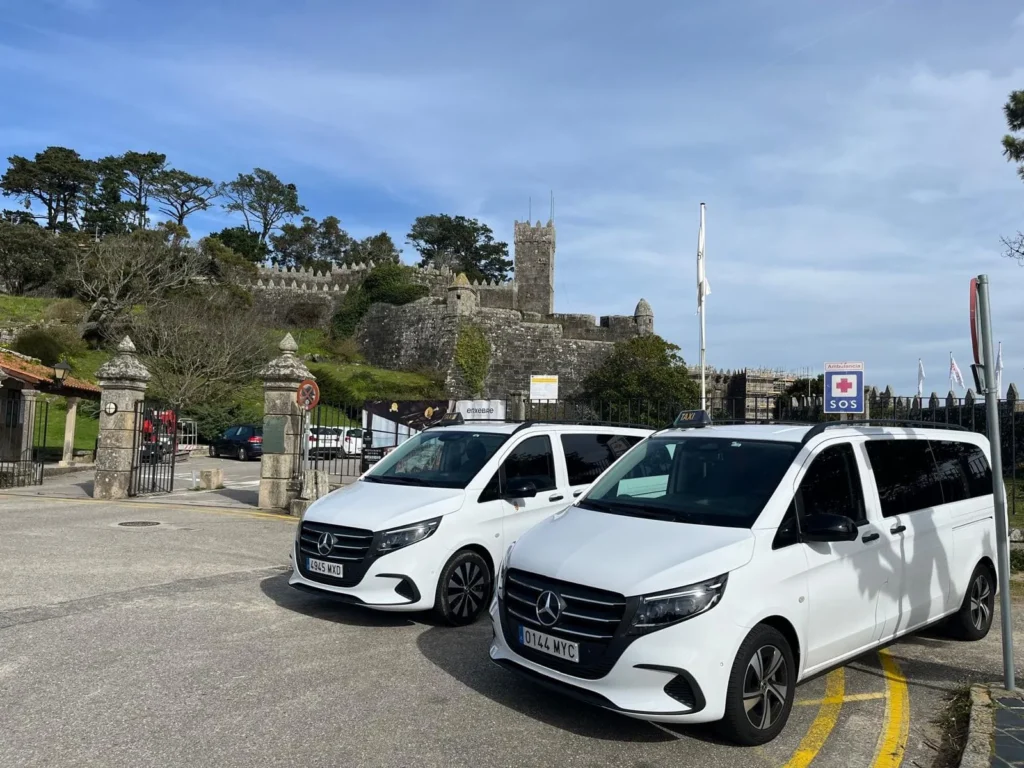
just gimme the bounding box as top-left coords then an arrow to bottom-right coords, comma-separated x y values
36,398 -> 100,455
1007,475 -> 1024,529
0,295 -> 52,324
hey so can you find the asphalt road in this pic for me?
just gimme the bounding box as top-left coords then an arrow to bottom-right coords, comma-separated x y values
2,493 -> 1023,768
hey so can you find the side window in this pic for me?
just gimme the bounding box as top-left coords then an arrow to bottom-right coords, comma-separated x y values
928,441 -> 970,504
224,427 -> 239,439
864,439 -> 945,517
560,433 -> 641,486
504,435 -> 557,492
239,426 -> 253,438
773,443 -> 865,550
960,442 -> 994,498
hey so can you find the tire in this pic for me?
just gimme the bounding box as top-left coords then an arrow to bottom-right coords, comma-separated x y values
237,447 -> 248,462
717,624 -> 796,746
947,562 -> 995,641
433,549 -> 492,626
208,444 -> 216,457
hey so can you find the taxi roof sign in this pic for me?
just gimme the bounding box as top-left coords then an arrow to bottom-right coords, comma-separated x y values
672,409 -> 712,428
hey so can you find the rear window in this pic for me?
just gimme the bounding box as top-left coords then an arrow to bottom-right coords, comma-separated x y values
347,429 -> 364,438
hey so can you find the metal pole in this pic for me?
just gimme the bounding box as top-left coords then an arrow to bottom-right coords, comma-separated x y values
978,273 -> 1015,691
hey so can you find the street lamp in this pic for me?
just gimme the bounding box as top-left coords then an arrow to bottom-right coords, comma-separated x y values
53,360 -> 71,384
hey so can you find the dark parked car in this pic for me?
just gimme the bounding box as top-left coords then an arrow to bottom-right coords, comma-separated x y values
209,425 -> 263,461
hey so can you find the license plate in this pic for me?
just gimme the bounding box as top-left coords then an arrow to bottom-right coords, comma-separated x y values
519,625 -> 579,662
307,558 -> 343,577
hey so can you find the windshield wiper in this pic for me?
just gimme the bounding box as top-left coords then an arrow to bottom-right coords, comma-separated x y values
376,476 -> 429,486
580,498 -> 676,522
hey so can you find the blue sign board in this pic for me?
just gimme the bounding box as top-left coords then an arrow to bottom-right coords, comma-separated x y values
823,362 -> 865,414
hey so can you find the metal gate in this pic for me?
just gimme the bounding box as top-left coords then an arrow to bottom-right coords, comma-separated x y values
129,401 -> 178,496
0,393 -> 48,488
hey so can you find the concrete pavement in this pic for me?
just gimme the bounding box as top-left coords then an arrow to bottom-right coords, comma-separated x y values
2,493 -> 1022,767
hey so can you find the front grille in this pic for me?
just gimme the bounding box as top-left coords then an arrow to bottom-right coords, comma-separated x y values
664,675 -> 697,708
501,568 -> 635,679
297,521 -> 376,587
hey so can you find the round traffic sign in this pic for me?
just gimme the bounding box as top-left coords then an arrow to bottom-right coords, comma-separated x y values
297,379 -> 320,411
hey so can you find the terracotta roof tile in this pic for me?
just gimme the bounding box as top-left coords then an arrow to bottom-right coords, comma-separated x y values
0,350 -> 101,398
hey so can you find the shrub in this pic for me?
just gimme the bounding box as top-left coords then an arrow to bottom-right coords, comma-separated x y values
454,324 -> 490,397
12,326 -> 84,366
329,336 -> 363,364
331,263 -> 428,338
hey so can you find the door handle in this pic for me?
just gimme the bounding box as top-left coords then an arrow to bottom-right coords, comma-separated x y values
890,523 -> 906,535
572,490 -> 583,498
862,532 -> 880,543
549,494 -> 564,502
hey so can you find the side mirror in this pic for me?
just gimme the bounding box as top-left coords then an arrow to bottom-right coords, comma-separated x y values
504,479 -> 537,499
801,513 -> 858,543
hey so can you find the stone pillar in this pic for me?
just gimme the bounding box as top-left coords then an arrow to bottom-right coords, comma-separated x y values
509,390 -> 527,422
17,389 -> 38,462
60,396 -> 79,466
93,337 -> 151,500
259,333 -> 313,511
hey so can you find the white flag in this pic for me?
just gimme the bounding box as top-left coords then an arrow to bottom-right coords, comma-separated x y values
949,354 -> 965,391
917,359 -> 925,398
696,203 -> 710,308
996,341 -> 1004,398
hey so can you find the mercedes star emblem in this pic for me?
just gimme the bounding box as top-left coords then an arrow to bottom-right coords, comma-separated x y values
316,532 -> 335,556
535,590 -> 564,627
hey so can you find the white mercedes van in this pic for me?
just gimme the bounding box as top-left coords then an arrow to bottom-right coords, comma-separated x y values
489,414 -> 1000,745
289,420 -> 652,625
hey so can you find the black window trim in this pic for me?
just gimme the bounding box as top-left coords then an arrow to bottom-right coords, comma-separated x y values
559,431 -> 645,488
478,432 -> 557,504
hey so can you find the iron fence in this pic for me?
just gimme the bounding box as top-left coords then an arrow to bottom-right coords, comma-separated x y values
297,401 -> 364,484
0,394 -> 48,488
129,401 -> 178,496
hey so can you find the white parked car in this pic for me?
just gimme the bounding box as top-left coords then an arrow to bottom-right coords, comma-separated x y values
342,427 -> 365,455
489,414 -> 999,745
289,421 -> 653,624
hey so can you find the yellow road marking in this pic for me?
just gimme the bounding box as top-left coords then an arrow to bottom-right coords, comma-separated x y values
783,667 -> 845,768
794,691 -> 887,707
870,648 -> 910,768
0,492 -> 298,523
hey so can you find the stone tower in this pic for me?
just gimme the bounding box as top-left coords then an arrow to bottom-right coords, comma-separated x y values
514,219 -> 556,315
446,272 -> 478,316
634,298 -> 654,336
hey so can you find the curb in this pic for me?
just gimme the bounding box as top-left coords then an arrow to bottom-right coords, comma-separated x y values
959,684 -> 994,768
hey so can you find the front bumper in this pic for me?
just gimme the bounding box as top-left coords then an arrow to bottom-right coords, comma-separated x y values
487,597 -> 740,724
288,533 -> 445,612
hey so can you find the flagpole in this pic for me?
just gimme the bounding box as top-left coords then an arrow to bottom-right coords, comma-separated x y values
697,203 -> 707,412
949,351 -> 954,394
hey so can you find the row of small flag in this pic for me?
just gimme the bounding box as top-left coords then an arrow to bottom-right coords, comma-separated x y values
917,343 -> 1004,397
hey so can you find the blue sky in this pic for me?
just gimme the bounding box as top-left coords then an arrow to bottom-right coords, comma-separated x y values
2,0 -> 1023,394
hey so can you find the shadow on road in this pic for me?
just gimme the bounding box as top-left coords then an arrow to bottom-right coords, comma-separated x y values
415,622 -> 720,744
259,571 -> 422,628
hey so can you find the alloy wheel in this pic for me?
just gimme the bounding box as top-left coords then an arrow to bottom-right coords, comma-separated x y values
742,645 -> 789,730
447,560 -> 487,620
970,574 -> 993,630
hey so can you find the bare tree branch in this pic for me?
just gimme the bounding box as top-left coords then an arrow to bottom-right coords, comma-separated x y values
129,297 -> 268,409
1003,232 -> 1024,265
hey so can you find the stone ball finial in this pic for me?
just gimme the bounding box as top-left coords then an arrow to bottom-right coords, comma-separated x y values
279,333 -> 299,354
117,336 -> 137,354
634,298 -> 653,317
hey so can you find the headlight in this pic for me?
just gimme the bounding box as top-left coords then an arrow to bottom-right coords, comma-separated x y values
628,574 -> 728,636
376,517 -> 441,554
497,542 -> 515,598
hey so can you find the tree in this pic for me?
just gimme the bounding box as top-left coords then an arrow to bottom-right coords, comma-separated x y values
209,225 -> 269,264
269,215 -> 353,270
81,156 -> 134,237
152,169 -> 218,226
406,214 -> 511,283
347,231 -> 401,265
112,151 -> 167,228
220,168 -> 305,245
579,335 -> 699,424
1,147 -> 96,229
783,374 -> 824,400
0,221 -> 73,294
71,229 -> 209,342
1002,89 -> 1024,264
130,295 -> 267,409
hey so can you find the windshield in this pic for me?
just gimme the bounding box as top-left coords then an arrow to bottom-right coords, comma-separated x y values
363,430 -> 509,489
580,435 -> 799,528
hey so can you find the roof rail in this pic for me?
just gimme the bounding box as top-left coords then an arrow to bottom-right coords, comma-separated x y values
799,419 -> 969,446
512,419 -> 656,434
